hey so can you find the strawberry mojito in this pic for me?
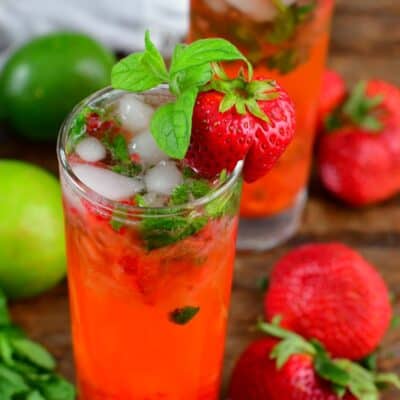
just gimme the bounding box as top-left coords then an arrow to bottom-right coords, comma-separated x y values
58,34 -> 295,399
190,0 -> 334,249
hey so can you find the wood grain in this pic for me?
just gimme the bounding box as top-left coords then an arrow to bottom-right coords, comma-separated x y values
1,0 -> 400,398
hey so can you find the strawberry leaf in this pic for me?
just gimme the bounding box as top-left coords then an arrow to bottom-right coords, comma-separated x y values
375,373 -> 400,389
343,81 -> 384,132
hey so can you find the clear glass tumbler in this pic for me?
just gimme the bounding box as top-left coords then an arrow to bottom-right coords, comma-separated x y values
57,87 -> 242,399
189,0 -> 335,250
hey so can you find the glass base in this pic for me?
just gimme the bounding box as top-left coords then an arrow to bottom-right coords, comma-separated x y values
237,189 -> 306,251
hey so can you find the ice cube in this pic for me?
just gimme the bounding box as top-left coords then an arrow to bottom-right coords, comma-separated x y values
75,137 -> 106,163
129,130 -> 169,166
142,192 -> 169,207
72,164 -> 144,200
226,0 -> 296,22
118,94 -> 154,133
144,161 -> 183,196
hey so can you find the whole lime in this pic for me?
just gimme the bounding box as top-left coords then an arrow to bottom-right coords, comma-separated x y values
0,32 -> 115,141
0,160 -> 66,298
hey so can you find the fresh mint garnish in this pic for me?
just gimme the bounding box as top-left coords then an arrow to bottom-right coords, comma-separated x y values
67,106 -> 98,153
0,290 -> 75,399
151,86 -> 198,159
170,185 -> 191,206
103,134 -> 142,177
135,194 -> 147,207
140,212 -> 208,250
170,306 -> 200,325
112,31 -> 254,159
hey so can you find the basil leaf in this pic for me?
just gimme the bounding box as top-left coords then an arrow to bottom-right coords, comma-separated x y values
11,339 -> 55,371
170,38 -> 252,78
151,87 -> 198,159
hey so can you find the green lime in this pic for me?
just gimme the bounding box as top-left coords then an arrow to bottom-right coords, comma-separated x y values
0,160 -> 66,298
0,32 -> 115,141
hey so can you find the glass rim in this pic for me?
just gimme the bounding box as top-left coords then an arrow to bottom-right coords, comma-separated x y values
57,86 -> 243,218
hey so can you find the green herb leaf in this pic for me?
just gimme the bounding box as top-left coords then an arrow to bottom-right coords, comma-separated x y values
0,290 -> 10,327
66,107 -> 94,153
112,53 -> 156,91
170,61 -> 213,95
267,49 -> 299,74
141,212 -> 208,250
169,306 -> 200,325
26,390 -> 46,400
190,180 -> 211,199
35,375 -> 76,400
170,185 -> 191,206
170,38 -> 253,80
111,163 -> 142,177
11,339 -> 55,371
151,87 -> 198,159
142,31 -> 169,82
135,194 -> 147,207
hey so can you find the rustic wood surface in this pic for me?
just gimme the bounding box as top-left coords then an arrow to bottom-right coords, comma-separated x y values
1,0 -> 399,398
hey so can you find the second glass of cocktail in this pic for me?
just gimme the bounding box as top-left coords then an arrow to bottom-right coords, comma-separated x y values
58,33 -> 295,399
190,0 -> 335,250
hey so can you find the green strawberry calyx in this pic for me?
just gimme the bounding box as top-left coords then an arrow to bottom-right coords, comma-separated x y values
204,64 -> 279,123
325,81 -> 384,133
258,317 -> 400,399
111,31 -> 278,159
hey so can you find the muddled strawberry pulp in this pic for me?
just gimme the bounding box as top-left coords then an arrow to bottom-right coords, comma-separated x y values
60,87 -> 241,399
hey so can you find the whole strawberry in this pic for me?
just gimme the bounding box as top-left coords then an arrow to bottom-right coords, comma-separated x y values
317,69 -> 347,131
318,80 -> 400,205
264,243 -> 392,360
229,338 -> 356,400
185,77 -> 295,182
230,318 -> 400,400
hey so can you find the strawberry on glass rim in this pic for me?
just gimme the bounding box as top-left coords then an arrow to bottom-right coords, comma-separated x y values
112,31 -> 296,185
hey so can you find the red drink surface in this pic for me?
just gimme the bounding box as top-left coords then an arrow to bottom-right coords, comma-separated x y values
189,0 -> 335,217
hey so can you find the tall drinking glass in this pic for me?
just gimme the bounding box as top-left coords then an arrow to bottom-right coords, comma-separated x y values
57,87 -> 242,399
190,0 -> 335,250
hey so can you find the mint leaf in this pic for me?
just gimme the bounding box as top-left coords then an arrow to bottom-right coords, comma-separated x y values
35,375 -> 76,400
142,31 -> 168,82
111,163 -> 142,177
170,185 -> 191,206
135,194 -> 147,207
26,391 -> 45,400
11,339 -> 55,371
111,52 -> 165,93
170,306 -> 200,325
141,212 -> 208,250
190,180 -> 211,199
103,134 -> 130,163
151,87 -> 198,159
170,63 -> 213,95
0,290 -> 10,327
66,107 -> 93,153
170,38 -> 253,79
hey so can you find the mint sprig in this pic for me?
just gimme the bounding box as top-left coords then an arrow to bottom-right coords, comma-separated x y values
258,318 -> 400,399
169,306 -> 200,325
0,290 -> 75,399
112,31 -> 256,159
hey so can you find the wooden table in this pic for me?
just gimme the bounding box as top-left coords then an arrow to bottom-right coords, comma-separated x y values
1,0 -> 399,398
